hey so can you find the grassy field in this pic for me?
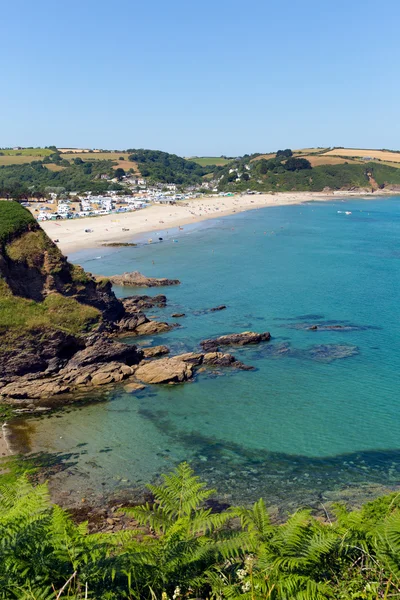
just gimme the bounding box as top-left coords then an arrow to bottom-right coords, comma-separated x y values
298,155 -> 360,167
325,148 -> 400,162
0,155 -> 48,166
44,164 -> 66,172
59,152 -> 130,161
189,156 -> 232,166
293,147 -> 329,155
0,148 -> 53,157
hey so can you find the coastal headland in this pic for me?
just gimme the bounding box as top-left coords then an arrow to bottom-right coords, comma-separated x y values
39,190 -> 390,254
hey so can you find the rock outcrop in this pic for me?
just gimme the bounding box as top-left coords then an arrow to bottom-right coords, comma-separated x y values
106,271 -> 180,288
201,331 -> 271,352
122,295 -> 167,310
142,345 -> 170,358
135,357 -> 194,384
134,351 -> 253,385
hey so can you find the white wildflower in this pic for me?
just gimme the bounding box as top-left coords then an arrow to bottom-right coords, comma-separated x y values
237,568 -> 247,580
241,581 -> 251,593
172,586 -> 181,599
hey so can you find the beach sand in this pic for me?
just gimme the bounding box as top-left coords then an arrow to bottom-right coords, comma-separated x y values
41,190 -> 380,255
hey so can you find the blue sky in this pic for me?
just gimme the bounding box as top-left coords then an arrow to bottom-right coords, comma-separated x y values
1,0 -> 399,155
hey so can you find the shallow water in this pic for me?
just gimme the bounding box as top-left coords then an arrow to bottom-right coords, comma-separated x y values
11,198 -> 400,513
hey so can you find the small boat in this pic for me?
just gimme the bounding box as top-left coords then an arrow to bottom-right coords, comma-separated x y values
172,239 -> 178,243
345,211 -> 352,215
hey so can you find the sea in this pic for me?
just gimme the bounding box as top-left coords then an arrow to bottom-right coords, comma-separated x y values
9,197 -> 400,516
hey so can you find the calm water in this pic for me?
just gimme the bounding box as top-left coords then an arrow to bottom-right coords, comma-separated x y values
12,198 -> 400,513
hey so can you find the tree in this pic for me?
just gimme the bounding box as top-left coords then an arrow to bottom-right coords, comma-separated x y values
285,157 -> 312,171
276,148 -> 293,158
114,168 -> 126,180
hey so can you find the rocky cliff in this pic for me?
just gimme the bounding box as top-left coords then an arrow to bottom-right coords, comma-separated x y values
0,203 -> 135,386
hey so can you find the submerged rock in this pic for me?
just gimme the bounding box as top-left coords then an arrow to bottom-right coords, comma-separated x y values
279,320 -> 380,332
194,305 -> 227,315
201,331 -> 271,352
306,344 -> 359,362
107,271 -> 180,288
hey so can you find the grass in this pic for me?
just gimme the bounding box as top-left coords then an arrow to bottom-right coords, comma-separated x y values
0,201 -> 37,245
0,282 -> 100,336
44,164 -> 66,172
0,148 -> 53,157
0,155 -> 48,166
189,156 -> 232,166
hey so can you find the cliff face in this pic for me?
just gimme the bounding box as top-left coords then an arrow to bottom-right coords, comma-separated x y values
0,227 -> 123,321
0,202 -> 126,382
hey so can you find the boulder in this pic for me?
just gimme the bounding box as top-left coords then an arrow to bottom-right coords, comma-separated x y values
135,357 -> 194,384
134,321 -> 176,336
66,339 -> 143,369
201,331 -> 271,352
0,378 -> 71,400
122,295 -> 167,310
124,382 -> 146,393
142,345 -> 170,358
107,271 -> 180,288
118,312 -> 149,332
203,352 -> 254,370
175,352 -> 204,366
171,313 -> 185,318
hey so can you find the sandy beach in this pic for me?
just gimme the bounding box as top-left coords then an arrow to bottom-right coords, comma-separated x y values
41,190 -> 382,255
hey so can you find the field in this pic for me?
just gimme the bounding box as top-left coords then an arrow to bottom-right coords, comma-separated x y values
324,148 -> 400,162
59,152 -> 131,161
298,155 -> 360,167
251,153 -> 276,161
189,156 -> 232,166
0,148 -> 53,157
44,164 -> 66,172
0,155 -> 48,166
293,147 -> 329,154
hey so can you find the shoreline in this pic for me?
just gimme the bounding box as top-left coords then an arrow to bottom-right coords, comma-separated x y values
40,190 -> 397,255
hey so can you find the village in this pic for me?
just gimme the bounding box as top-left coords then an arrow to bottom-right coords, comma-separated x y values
21,177 -> 229,222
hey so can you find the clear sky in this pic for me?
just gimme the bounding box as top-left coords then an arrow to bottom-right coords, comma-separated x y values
1,0 -> 400,155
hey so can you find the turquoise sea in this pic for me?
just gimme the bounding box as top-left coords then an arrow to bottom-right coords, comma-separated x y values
11,197 -> 400,514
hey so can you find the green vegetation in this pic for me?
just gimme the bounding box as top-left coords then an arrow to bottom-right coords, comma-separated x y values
0,160 -> 123,199
127,149 -> 223,185
0,201 -> 37,244
219,153 -> 400,192
0,283 -> 100,336
189,156 -> 233,167
1,462 -> 400,599
0,148 -> 54,157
